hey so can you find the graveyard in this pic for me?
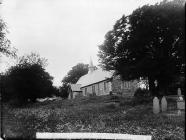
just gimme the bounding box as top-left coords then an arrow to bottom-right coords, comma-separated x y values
2,95 -> 185,140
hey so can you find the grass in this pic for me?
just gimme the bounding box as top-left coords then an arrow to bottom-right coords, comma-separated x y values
1,95 -> 185,140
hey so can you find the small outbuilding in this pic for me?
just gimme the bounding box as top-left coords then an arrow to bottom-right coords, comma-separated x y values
68,84 -> 82,99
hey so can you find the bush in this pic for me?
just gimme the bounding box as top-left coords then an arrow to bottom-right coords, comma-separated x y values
1,53 -> 59,105
109,95 -> 120,101
89,92 -> 96,97
133,88 -> 151,105
105,103 -> 117,110
134,88 -> 150,98
59,84 -> 69,99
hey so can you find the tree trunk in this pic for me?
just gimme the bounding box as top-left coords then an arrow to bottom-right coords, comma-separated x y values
157,79 -> 168,97
148,76 -> 156,96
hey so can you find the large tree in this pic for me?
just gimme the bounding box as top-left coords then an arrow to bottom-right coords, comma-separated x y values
62,63 -> 89,84
98,0 -> 185,96
0,19 -> 16,57
1,53 -> 57,104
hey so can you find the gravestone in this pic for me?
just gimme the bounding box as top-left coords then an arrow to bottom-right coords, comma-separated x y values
177,88 -> 185,110
177,110 -> 181,116
153,97 -> 160,114
161,96 -> 167,112
177,100 -> 185,110
177,88 -> 182,96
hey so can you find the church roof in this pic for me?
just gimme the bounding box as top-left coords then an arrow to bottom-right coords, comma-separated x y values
76,68 -> 113,88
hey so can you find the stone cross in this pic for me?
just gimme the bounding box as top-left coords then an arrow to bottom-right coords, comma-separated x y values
177,110 -> 181,116
161,96 -> 167,112
154,80 -> 158,87
177,88 -> 185,110
177,88 -> 182,96
153,97 -> 160,114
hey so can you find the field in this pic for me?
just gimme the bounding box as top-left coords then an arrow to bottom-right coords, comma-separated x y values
1,95 -> 185,140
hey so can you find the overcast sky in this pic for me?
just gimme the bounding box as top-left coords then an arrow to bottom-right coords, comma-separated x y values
0,0 -> 162,86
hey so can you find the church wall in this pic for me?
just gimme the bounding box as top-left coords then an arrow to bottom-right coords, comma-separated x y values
95,84 -> 99,95
111,76 -> 138,97
79,77 -> 139,98
80,80 -> 111,96
86,86 -> 92,96
78,77 -> 139,98
97,81 -> 110,95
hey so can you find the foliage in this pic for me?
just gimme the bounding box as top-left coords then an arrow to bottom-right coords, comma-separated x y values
166,75 -> 185,95
98,0 -> 185,95
134,88 -> 150,98
60,63 -> 88,98
62,63 -> 88,84
1,53 -> 57,104
17,52 -> 48,68
59,83 -> 69,99
0,18 -> 17,57
2,95 -> 185,139
132,88 -> 152,105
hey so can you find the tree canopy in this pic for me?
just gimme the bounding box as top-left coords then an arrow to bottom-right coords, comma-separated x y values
1,53 -> 57,104
0,19 -> 16,57
98,0 -> 185,95
62,63 -> 89,84
17,52 -> 48,68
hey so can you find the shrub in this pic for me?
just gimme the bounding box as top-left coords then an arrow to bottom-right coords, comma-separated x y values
105,103 -> 117,110
1,53 -> 59,105
133,88 -> 151,105
134,88 -> 150,98
89,92 -> 96,97
109,95 -> 120,101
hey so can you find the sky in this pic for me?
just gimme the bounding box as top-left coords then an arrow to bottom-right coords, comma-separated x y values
0,0 -> 163,86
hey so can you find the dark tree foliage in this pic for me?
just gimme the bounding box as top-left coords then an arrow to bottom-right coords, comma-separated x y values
1,53 -> 57,104
59,83 -> 69,99
62,63 -> 88,84
60,63 -> 88,98
17,52 -> 48,68
98,0 -> 185,96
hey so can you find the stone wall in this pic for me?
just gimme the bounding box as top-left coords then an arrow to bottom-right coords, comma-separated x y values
112,76 -> 138,97
80,76 -> 139,98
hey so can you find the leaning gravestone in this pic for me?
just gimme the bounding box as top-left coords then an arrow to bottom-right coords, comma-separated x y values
161,96 -> 167,112
153,97 -> 160,114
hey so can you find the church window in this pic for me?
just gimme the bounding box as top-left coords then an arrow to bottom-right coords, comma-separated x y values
104,82 -> 107,91
85,88 -> 87,95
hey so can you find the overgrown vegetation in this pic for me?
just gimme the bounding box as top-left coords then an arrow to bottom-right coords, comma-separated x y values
2,95 -> 185,140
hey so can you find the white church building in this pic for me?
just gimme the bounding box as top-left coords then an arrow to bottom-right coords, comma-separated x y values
68,60 -> 142,99
76,60 -> 113,97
